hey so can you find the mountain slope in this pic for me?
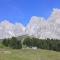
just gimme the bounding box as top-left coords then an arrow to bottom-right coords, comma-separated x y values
0,20 -> 25,39
0,8 -> 60,39
26,8 -> 60,39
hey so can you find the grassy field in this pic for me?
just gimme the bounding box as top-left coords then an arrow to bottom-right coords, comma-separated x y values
0,48 -> 60,60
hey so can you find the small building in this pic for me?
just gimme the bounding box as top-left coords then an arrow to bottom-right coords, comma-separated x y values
32,47 -> 37,50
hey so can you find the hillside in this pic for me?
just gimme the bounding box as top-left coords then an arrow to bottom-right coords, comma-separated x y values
0,49 -> 60,60
0,9 -> 60,39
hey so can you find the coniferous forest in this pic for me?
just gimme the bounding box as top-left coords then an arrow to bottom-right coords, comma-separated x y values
1,36 -> 60,51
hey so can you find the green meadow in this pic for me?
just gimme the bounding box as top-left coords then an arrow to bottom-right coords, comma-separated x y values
0,48 -> 60,60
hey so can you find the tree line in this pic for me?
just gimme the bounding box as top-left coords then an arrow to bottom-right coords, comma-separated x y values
23,37 -> 60,51
2,37 -> 22,49
2,36 -> 60,51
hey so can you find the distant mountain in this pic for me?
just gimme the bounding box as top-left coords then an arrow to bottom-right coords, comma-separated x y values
0,8 -> 60,39
26,16 -> 47,38
26,8 -> 60,39
0,20 -> 25,39
14,23 -> 25,37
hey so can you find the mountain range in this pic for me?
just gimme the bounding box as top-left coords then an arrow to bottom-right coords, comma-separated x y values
0,8 -> 60,39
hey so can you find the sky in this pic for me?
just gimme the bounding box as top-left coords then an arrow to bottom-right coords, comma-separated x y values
0,0 -> 60,26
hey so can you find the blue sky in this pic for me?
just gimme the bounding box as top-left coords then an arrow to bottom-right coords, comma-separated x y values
0,0 -> 60,26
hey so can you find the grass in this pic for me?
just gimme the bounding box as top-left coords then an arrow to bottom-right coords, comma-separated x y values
0,44 -> 6,48
0,48 -> 60,60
